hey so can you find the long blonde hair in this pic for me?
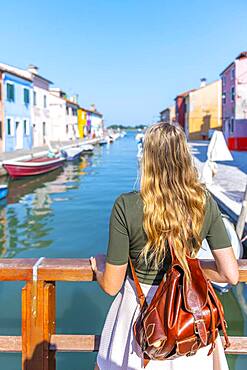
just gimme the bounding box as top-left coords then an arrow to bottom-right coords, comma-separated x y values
140,122 -> 206,279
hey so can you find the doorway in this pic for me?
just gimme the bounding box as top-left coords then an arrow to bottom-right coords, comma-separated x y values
15,121 -> 23,149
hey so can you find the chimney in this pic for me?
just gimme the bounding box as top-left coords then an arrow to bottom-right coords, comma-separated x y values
70,95 -> 79,104
200,78 -> 207,88
28,64 -> 39,75
90,104 -> 96,112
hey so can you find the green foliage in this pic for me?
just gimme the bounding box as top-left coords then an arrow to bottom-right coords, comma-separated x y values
107,124 -> 147,130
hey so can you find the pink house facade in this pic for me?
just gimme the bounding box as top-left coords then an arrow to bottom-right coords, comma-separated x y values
220,52 -> 247,151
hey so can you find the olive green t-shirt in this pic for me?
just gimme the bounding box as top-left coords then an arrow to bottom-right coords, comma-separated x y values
106,191 -> 231,285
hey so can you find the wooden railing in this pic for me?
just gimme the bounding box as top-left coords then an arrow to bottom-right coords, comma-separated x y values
0,258 -> 247,369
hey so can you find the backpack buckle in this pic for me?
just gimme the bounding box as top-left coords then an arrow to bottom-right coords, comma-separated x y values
186,350 -> 197,357
194,319 -> 204,335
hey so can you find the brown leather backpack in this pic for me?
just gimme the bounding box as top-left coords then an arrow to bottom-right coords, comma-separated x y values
129,241 -> 230,367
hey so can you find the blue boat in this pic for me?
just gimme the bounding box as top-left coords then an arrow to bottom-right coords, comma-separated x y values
61,147 -> 83,161
0,185 -> 8,200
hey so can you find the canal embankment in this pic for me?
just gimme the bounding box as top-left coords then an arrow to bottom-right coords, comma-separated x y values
190,141 -> 247,234
0,137 -> 101,177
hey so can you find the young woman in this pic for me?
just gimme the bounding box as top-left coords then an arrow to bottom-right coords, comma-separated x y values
90,122 -> 239,370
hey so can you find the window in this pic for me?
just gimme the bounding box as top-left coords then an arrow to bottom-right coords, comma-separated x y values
7,118 -> 12,135
222,92 -> 226,104
231,68 -> 235,80
44,95 -> 47,108
231,87 -> 235,102
222,75 -> 226,85
33,91 -> 37,106
6,83 -> 15,102
66,124 -> 69,134
0,121 -> 2,139
230,118 -> 234,133
66,107 -> 69,115
24,88 -> 30,105
0,83 -> 1,101
23,119 -> 30,135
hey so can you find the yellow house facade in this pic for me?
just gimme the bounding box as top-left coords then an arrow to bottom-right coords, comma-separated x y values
78,108 -> 87,138
184,80 -> 222,140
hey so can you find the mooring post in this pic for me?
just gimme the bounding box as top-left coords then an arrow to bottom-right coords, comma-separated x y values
22,281 -> 56,370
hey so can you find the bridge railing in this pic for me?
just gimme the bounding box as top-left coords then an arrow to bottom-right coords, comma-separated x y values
0,258 -> 246,370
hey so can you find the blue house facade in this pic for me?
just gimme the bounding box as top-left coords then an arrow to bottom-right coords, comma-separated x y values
3,71 -> 33,152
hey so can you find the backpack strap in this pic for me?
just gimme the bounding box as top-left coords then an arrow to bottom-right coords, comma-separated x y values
128,257 -> 146,308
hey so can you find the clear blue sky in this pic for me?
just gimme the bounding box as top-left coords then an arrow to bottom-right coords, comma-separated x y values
1,0 -> 247,126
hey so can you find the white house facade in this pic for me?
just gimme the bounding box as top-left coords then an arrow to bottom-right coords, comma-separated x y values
28,65 -> 52,147
90,105 -> 104,138
49,88 -> 67,142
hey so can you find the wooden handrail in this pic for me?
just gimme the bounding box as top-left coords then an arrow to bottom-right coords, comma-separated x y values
0,258 -> 247,281
0,258 -> 246,370
0,335 -> 246,354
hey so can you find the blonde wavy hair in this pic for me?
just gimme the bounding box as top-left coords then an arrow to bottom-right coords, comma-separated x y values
140,122 -> 206,280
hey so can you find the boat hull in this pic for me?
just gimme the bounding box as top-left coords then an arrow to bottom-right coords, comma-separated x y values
61,148 -> 83,161
3,157 -> 65,179
67,154 -> 81,161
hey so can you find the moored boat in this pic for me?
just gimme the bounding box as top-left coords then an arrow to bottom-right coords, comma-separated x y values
61,147 -> 83,161
0,184 -> 8,200
99,138 -> 108,146
80,144 -> 94,154
198,216 -> 243,292
3,156 -> 65,179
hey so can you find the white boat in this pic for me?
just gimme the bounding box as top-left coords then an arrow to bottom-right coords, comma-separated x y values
108,132 -> 121,141
61,146 -> 83,161
80,144 -> 94,154
135,133 -> 144,142
99,138 -> 109,145
198,216 -> 243,292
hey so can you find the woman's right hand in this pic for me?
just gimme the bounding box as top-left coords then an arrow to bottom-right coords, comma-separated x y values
90,254 -> 106,273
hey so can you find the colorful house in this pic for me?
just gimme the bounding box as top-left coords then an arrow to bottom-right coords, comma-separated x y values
28,65 -> 53,147
65,98 -> 79,140
86,111 -> 92,134
0,63 -> 33,152
49,88 -> 67,142
160,105 -> 176,124
220,52 -> 247,151
50,89 -> 80,141
78,108 -> 88,138
184,79 -> 222,140
89,104 -> 103,138
175,89 -> 195,130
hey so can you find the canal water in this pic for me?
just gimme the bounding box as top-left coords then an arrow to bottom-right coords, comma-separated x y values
0,131 -> 246,370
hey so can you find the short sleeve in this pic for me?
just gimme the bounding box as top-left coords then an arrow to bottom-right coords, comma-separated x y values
206,196 -> 231,250
106,195 -> 130,265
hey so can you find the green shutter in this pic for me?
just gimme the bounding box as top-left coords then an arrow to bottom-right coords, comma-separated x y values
7,119 -> 11,135
24,89 -> 30,105
9,84 -> 15,102
7,84 -> 11,101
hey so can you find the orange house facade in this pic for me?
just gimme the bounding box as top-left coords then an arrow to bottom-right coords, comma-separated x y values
184,79 -> 222,140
